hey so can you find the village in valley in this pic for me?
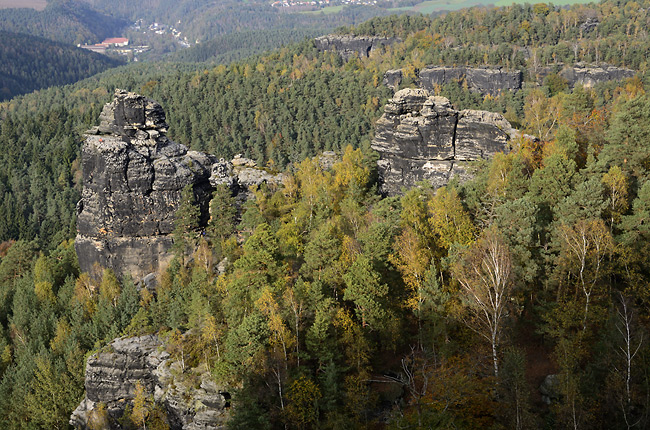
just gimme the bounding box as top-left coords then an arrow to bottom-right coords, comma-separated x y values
80,18 -> 192,61
271,0 -> 379,10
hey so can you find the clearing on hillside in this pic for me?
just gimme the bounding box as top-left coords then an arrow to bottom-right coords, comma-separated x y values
0,0 -> 47,10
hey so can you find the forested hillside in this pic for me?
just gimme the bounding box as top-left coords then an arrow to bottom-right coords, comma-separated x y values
0,0 -> 128,45
0,31 -> 124,101
1,1 -> 650,428
78,0 -> 393,42
345,1 -> 649,69
168,29 -> 325,64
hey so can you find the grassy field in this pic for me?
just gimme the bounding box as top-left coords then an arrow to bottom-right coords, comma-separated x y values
494,0 -> 595,5
300,5 -> 345,14
0,0 -> 47,10
388,0 -> 488,14
304,0 -> 597,16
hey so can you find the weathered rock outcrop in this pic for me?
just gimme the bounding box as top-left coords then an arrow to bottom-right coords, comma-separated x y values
70,335 -> 229,429
418,66 -> 523,96
372,88 -> 516,195
579,17 -> 599,33
75,90 -> 216,281
314,34 -> 400,61
556,63 -> 635,88
539,374 -> 561,405
75,90 -> 283,281
383,69 -> 403,90
534,63 -> 635,88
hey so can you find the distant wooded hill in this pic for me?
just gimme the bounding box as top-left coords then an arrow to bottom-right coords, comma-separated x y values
0,31 -> 124,101
79,0 -> 395,42
168,28 -> 326,64
0,0 -> 128,45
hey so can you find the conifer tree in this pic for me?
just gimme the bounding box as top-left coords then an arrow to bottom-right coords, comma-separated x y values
173,184 -> 201,262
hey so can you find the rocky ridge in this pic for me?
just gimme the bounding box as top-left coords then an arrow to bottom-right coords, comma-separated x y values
314,34 -> 400,61
542,63 -> 636,88
75,90 -> 283,281
384,63 -> 636,95
419,66 -> 523,96
382,66 -> 523,96
70,335 -> 229,429
371,88 -> 517,195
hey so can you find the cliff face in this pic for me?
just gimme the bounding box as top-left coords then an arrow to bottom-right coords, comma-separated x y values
314,35 -> 400,61
557,63 -> 635,88
371,88 -> 515,195
531,63 -> 635,87
382,66 -> 522,96
384,63 -> 635,95
75,90 -> 283,281
419,66 -> 523,96
70,335 -> 229,429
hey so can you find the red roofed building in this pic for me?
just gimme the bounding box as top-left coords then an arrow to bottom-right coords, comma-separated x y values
101,38 -> 129,47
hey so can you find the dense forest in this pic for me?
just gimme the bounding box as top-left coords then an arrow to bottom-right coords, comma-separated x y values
1,0 -> 650,428
168,29 -> 325,64
344,2 -> 650,70
0,31 -> 124,102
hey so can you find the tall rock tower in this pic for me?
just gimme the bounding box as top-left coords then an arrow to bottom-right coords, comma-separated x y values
75,90 -> 215,280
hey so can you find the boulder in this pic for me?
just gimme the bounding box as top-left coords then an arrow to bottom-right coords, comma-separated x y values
579,17 -> 599,33
383,69 -> 403,90
539,374 -> 560,405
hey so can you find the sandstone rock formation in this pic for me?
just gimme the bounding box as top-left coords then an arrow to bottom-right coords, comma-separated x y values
557,63 -> 635,88
383,69 -> 403,90
76,90 -> 283,281
372,88 -> 516,195
579,17 -> 599,33
314,34 -> 400,61
70,335 -> 229,429
386,63 -> 633,96
75,90 -> 216,281
418,66 -> 523,96
534,63 -> 635,88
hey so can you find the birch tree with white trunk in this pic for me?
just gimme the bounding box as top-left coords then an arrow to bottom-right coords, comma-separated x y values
454,228 -> 513,378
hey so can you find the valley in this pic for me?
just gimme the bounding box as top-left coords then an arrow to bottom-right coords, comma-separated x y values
0,0 -> 650,429
0,0 -> 46,10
